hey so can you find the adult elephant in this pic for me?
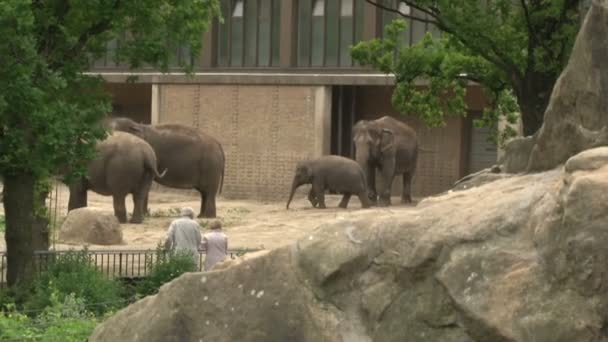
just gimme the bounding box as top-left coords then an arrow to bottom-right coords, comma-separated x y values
111,117 -> 225,218
352,116 -> 419,206
68,132 -> 166,223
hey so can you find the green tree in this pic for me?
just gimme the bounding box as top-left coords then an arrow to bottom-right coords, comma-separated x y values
352,0 -> 583,137
0,0 -> 220,287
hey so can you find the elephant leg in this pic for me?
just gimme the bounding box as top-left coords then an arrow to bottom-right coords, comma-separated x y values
130,192 -> 145,224
308,188 -> 318,207
379,168 -> 395,207
357,192 -> 371,208
366,165 -> 378,205
401,172 -> 414,204
68,179 -> 88,211
131,174 -> 153,223
312,182 -> 326,209
338,193 -> 351,209
113,194 -> 128,223
199,190 -> 217,218
143,192 -> 150,216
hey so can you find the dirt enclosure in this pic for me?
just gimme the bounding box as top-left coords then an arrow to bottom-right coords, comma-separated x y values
0,184 -> 419,252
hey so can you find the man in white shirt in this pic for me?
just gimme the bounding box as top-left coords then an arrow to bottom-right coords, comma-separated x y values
164,207 -> 202,265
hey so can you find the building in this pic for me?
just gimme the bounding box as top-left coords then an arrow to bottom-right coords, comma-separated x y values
93,0 -> 496,201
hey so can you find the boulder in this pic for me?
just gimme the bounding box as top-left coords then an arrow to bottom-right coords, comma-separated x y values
90,2 -> 608,340
452,165 -> 509,191
59,208 -> 123,245
503,0 -> 608,172
90,148 -> 608,342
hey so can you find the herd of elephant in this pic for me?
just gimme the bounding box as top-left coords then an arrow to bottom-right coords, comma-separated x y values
68,116 -> 420,224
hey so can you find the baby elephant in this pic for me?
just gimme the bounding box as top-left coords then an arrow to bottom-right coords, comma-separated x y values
286,155 -> 371,209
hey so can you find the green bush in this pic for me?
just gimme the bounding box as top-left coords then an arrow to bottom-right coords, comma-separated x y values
24,250 -> 124,315
0,292 -> 99,341
0,214 -> 5,233
136,246 -> 198,297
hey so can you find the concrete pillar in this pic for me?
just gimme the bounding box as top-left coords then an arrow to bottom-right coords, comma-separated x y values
151,84 -> 160,124
314,86 -> 332,157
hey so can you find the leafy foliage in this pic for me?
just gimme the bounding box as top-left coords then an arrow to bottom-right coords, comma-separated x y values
136,245 -> 198,297
0,0 -> 220,179
0,214 -> 4,233
0,292 -> 99,341
352,0 -> 582,137
24,250 -> 124,315
0,0 -> 220,287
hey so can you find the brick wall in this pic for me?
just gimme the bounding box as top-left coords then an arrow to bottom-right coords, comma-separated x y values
158,84 -> 325,201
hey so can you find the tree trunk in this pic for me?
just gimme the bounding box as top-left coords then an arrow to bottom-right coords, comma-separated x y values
517,72 -> 556,136
32,187 -> 50,252
2,173 -> 36,287
518,99 -> 545,137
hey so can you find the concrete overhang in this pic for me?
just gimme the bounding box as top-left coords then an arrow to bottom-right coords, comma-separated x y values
87,71 -> 412,86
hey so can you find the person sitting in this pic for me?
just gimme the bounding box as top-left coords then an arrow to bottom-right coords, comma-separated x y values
201,220 -> 228,271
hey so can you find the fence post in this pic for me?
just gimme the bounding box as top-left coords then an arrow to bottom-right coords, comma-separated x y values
118,252 -> 123,277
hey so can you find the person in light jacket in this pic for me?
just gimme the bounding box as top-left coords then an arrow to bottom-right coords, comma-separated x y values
164,207 -> 202,265
201,220 -> 228,271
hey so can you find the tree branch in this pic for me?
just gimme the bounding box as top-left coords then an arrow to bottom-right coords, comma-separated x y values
48,0 -> 121,70
364,0 -> 438,25
366,0 -> 524,84
520,0 -> 538,43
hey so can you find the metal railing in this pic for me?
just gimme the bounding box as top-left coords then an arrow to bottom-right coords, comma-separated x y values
0,248 -> 261,289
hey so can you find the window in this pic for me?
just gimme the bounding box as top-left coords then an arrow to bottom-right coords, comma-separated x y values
381,0 -> 436,45
217,0 -> 281,67
311,0 -> 325,66
231,0 -> 244,66
339,0 -> 354,66
297,0 -> 365,67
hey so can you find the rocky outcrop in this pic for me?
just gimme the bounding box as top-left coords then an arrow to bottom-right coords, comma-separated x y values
452,165 -> 509,191
91,146 -> 608,341
503,0 -> 608,172
59,208 -> 123,245
91,2 -> 608,341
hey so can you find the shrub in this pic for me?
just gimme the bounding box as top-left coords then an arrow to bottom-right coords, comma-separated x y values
136,246 -> 198,297
0,214 -> 5,233
24,250 -> 124,315
0,291 -> 98,341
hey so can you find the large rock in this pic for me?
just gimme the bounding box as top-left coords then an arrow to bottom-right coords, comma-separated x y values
91,3 -> 608,339
59,208 -> 123,245
90,147 -> 608,341
504,0 -> 608,172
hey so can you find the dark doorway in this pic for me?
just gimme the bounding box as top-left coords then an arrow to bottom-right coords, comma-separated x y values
105,83 -> 152,124
331,86 -> 357,158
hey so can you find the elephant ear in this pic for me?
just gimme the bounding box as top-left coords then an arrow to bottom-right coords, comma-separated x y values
380,128 -> 395,152
304,164 -> 314,179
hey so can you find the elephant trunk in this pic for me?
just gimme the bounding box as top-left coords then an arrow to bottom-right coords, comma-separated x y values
354,143 -> 370,183
286,179 -> 300,210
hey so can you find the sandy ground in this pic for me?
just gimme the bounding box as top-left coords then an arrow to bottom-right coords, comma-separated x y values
0,183 -> 419,252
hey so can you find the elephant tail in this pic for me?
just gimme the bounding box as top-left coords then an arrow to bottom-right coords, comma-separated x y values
145,155 -> 167,179
218,143 -> 225,195
156,168 -> 167,178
